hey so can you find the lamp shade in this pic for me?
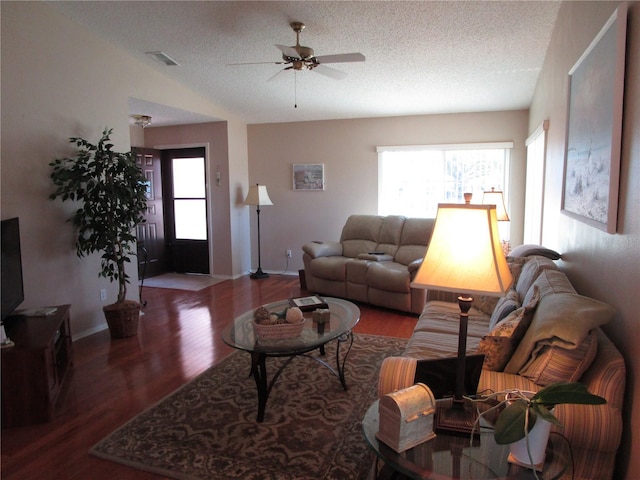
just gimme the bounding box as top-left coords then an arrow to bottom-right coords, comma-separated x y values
411,204 -> 512,296
244,184 -> 273,206
482,188 -> 509,221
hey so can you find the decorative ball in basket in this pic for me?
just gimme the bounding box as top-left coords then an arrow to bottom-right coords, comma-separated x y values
253,306 -> 304,340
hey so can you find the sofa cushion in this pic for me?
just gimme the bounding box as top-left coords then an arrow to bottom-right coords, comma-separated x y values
522,269 -> 576,306
375,215 -> 405,256
519,329 -> 598,386
514,255 -> 558,302
505,292 -> 616,374
345,259 -> 369,284
357,253 -> 394,261
477,286 -> 540,371
340,215 -> 384,258
489,290 -> 520,330
404,330 -> 481,359
306,256 -> 352,281
394,217 -> 433,266
474,257 -> 527,315
367,261 -> 410,293
413,301 -> 490,339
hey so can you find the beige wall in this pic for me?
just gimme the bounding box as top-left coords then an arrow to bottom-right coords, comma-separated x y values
0,2 -> 248,338
529,2 -> 640,477
247,111 -> 529,274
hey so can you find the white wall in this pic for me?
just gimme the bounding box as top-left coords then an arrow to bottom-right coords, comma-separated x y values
529,2 -> 640,477
0,2 -> 248,338
247,110 -> 529,274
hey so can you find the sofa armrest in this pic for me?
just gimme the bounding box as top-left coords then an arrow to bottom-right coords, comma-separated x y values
407,258 -> 423,277
302,241 -> 343,258
378,356 -> 417,397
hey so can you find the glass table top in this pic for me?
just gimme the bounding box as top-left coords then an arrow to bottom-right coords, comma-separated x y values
222,297 -> 360,355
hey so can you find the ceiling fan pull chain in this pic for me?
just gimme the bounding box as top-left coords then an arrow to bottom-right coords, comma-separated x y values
294,71 -> 298,108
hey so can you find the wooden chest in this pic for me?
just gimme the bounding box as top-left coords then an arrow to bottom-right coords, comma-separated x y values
376,382 -> 436,452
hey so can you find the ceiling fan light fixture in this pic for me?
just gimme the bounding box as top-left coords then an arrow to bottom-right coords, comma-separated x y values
132,114 -> 152,128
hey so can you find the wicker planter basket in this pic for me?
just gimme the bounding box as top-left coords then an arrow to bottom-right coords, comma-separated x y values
253,318 -> 304,340
103,300 -> 141,338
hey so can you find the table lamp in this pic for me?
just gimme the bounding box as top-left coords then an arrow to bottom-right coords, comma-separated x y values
411,203 -> 513,434
482,187 -> 510,255
244,184 -> 273,279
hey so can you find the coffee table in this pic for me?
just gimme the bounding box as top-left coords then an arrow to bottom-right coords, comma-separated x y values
222,297 -> 360,422
362,399 -> 572,479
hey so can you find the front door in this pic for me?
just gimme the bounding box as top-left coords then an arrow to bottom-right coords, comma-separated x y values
134,147 -> 166,278
162,147 -> 209,274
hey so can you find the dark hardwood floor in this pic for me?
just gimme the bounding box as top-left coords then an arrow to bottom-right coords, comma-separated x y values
1,275 -> 417,479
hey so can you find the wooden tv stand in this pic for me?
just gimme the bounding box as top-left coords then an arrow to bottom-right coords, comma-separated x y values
1,305 -> 73,428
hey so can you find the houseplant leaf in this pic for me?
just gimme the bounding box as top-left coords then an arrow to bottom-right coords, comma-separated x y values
494,399 -> 535,444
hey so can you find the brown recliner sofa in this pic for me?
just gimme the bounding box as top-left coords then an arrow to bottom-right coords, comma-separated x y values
301,215 -> 434,314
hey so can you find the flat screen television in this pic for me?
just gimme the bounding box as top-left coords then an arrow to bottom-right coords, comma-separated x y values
1,217 -> 25,321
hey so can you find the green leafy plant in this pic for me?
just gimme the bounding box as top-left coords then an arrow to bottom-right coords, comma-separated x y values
485,382 -> 606,445
50,128 -> 148,304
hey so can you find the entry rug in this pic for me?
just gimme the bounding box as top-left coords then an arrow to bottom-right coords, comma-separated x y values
90,334 -> 407,479
141,273 -> 226,291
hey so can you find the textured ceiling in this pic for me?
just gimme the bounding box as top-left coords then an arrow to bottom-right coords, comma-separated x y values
49,1 -> 561,126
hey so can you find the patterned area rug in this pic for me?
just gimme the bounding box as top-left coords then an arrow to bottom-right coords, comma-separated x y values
90,334 -> 406,479
141,273 -> 226,291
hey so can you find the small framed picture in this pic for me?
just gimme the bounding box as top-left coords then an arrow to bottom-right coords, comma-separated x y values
293,164 -> 324,191
289,295 -> 328,312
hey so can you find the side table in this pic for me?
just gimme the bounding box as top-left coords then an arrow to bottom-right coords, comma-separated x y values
362,399 -> 572,480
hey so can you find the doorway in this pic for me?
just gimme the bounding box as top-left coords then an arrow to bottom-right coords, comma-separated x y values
134,147 -> 166,278
161,147 -> 210,275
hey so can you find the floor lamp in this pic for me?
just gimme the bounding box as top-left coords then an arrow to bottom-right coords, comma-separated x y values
411,203 -> 513,434
244,184 -> 273,279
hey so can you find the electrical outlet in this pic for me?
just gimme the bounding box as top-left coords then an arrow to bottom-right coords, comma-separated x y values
286,249 -> 292,258
100,289 -> 107,302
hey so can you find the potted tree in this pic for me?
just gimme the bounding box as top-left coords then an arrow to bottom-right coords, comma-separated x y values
477,382 -> 605,474
50,128 -> 148,338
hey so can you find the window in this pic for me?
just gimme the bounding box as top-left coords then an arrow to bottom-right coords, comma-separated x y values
377,143 -> 512,218
524,121 -> 548,245
172,156 -> 207,240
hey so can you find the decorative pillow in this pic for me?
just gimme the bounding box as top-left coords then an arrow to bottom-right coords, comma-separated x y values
477,287 -> 540,371
519,329 -> 598,386
488,290 -> 520,330
522,269 -> 576,306
504,292 -> 616,374
514,256 -> 558,302
473,295 -> 500,316
473,258 -> 526,315
509,244 -> 562,260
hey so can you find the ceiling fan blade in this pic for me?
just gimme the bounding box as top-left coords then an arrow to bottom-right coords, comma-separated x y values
314,53 -> 365,64
267,68 -> 289,82
275,44 -> 300,59
313,64 -> 348,80
227,61 -> 288,66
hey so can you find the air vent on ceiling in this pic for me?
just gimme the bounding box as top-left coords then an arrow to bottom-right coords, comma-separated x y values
146,51 -> 180,66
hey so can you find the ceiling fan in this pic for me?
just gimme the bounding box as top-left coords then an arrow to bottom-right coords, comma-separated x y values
230,21 -> 365,81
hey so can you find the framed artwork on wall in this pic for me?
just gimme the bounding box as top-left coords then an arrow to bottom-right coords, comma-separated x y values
292,164 -> 325,191
561,3 -> 627,234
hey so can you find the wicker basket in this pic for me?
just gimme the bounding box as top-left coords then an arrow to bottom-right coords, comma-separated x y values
253,318 -> 305,340
103,300 -> 141,338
